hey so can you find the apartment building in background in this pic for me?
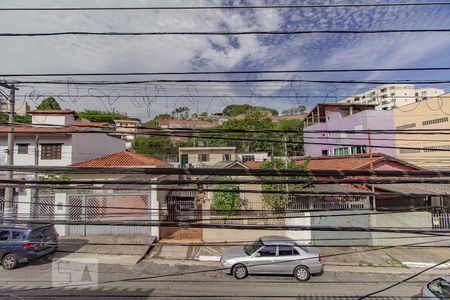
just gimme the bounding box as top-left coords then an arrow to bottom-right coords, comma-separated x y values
0,98 -> 29,115
339,84 -> 444,111
303,103 -> 396,157
393,92 -> 450,169
112,119 -> 140,149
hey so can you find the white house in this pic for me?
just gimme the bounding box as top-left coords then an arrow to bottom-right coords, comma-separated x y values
0,110 -> 126,167
112,119 -> 140,149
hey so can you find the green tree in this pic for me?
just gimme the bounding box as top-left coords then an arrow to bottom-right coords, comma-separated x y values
275,119 -> 304,156
37,97 -> 61,110
199,112 -> 208,120
78,110 -> 138,124
143,114 -> 171,128
222,104 -> 278,117
133,135 -> 181,158
211,178 -> 245,216
260,159 -> 311,213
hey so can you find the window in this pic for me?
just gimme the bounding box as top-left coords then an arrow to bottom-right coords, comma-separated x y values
427,278 -> 450,299
17,144 -> 29,154
321,150 -> 328,156
223,154 -> 232,161
422,117 -> 449,126
278,246 -> 295,256
258,246 -> 277,257
242,155 -> 255,162
351,146 -> 367,154
400,148 -> 421,154
396,123 -> 416,130
333,147 -> 349,155
380,88 -> 387,93
0,231 -> 9,241
423,145 -> 450,152
41,144 -> 62,160
198,154 -> 210,162
11,231 -> 25,240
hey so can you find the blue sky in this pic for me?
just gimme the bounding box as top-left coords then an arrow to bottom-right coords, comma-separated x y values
0,0 -> 449,120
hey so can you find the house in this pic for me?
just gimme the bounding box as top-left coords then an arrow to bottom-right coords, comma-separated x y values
179,146 -> 236,167
0,98 -> 29,115
236,152 -> 269,163
0,110 -> 126,168
112,119 -> 140,149
392,92 -> 450,169
22,151 -> 174,238
303,103 -> 395,157
157,117 -> 217,129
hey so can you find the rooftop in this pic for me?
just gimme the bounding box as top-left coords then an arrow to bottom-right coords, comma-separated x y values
29,109 -> 75,115
114,119 -> 140,124
72,151 -> 169,167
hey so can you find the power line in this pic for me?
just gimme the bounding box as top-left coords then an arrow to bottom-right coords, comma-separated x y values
1,28 -> 450,37
359,258 -> 450,299
11,78 -> 450,85
2,2 -> 450,11
4,67 -> 450,77
3,165 -> 450,176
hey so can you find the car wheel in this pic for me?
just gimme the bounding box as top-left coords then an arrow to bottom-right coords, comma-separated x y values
232,264 -> 248,280
294,266 -> 310,282
2,253 -> 18,270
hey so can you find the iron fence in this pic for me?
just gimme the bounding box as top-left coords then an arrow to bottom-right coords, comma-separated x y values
432,212 -> 450,229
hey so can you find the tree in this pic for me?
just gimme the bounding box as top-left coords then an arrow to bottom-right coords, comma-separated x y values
37,97 -> 61,110
222,104 -> 278,117
211,178 -> 245,216
199,112 -> 208,120
78,110 -> 138,124
133,135 -> 181,158
260,159 -> 311,213
275,118 -> 304,156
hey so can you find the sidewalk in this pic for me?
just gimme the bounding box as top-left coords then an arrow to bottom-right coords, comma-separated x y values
146,244 -> 450,274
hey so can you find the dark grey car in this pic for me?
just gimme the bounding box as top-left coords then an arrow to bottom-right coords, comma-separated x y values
221,236 -> 323,281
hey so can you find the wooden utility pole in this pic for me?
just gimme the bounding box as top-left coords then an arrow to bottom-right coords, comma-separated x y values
3,83 -> 16,219
368,130 -> 376,210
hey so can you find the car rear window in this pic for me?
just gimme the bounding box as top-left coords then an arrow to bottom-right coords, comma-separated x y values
428,278 -> 450,298
0,230 -> 9,241
29,226 -> 56,240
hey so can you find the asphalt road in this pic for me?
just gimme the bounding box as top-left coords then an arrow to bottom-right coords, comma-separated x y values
0,255 -> 437,299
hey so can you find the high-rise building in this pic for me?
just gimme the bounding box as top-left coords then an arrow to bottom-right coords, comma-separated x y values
338,84 -> 444,111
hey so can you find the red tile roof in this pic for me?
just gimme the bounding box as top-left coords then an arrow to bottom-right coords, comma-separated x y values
244,153 -> 421,170
73,120 -> 109,127
158,118 -> 217,127
72,151 -> 169,167
29,109 -> 75,114
0,124 -> 90,134
114,119 -> 140,123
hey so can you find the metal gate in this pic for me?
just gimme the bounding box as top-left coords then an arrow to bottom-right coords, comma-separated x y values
31,194 -> 55,220
66,193 -> 152,236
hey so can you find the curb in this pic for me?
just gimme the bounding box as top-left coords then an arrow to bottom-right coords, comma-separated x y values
198,255 -> 221,262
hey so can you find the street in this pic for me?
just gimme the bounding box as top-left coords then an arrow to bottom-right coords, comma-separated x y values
0,256 -> 434,299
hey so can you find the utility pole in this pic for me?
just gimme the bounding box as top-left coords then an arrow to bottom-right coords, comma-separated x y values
368,129 -> 376,210
3,84 -> 15,219
34,134 -> 39,213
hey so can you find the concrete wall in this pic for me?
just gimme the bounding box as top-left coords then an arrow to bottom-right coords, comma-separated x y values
393,93 -> 450,168
369,211 -> 435,246
32,114 -> 74,126
0,135 -> 73,166
72,132 -> 126,164
304,110 -> 396,157
203,228 -> 284,243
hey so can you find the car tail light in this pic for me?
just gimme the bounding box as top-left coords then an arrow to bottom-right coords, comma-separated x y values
21,242 -> 38,249
318,254 -> 321,262
420,287 -> 423,296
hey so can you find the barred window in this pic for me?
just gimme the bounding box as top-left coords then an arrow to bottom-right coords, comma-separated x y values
423,145 -> 450,152
17,144 -> 29,154
396,123 -> 416,130
422,117 -> 449,126
41,144 -> 62,160
198,154 -> 210,162
399,148 -> 421,154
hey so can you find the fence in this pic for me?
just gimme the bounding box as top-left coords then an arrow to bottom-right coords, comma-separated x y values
432,212 -> 450,229
288,195 -> 369,211
66,193 -> 152,236
31,194 -> 55,221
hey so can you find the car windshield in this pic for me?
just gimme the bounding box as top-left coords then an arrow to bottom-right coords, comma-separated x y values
244,242 -> 262,256
428,278 -> 450,298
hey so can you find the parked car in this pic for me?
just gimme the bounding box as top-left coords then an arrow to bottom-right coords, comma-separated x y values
0,224 -> 59,270
221,236 -> 323,281
421,276 -> 450,299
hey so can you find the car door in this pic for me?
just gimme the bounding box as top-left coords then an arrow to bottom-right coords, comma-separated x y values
272,245 -> 299,274
0,230 -> 10,257
247,245 -> 277,274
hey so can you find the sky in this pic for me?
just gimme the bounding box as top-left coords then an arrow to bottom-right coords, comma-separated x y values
0,0 -> 449,121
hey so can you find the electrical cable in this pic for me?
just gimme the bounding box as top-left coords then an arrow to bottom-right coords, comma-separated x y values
1,29 -> 450,37
2,2 -> 450,11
